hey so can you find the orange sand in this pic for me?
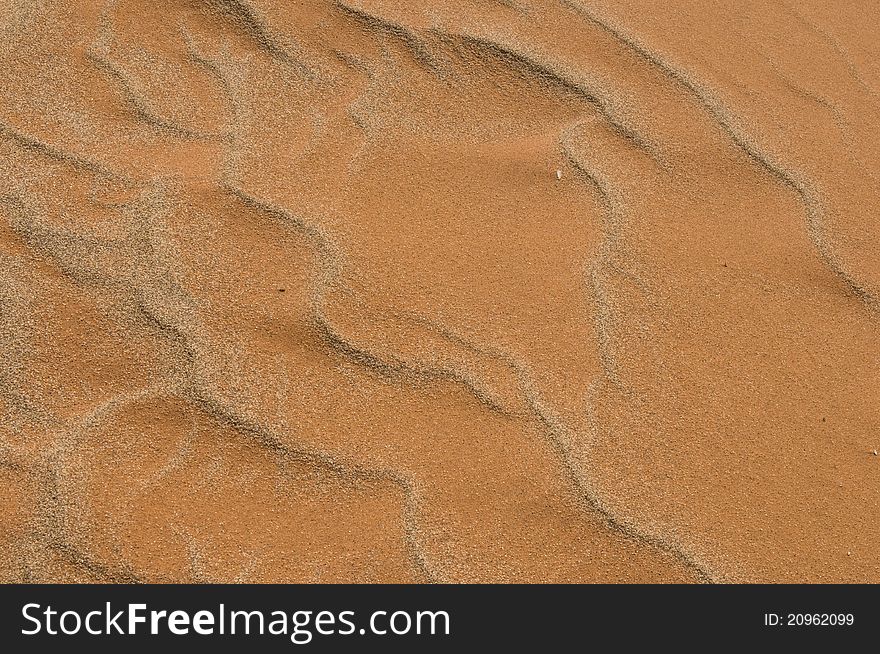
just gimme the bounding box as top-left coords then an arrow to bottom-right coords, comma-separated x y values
1,1 -> 878,583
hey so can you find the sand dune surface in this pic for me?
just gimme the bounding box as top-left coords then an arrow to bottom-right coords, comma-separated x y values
1,0 -> 878,583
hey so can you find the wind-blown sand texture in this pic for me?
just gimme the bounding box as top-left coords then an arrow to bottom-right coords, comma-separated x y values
1,0 -> 879,583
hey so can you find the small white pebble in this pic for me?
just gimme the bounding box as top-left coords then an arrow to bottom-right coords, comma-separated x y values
556,169 -> 562,180
873,449 -> 878,456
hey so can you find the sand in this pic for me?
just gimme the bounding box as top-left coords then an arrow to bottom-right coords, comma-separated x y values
0,0 -> 878,583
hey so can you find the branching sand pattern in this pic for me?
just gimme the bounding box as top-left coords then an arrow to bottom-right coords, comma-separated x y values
1,0 -> 878,583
